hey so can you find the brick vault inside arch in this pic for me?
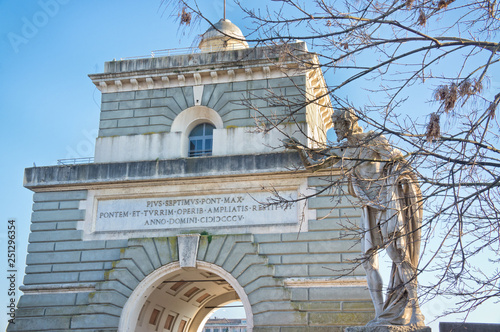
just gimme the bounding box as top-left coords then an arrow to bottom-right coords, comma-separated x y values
118,261 -> 253,332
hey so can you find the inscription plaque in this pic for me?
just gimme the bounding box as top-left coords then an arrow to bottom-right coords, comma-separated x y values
95,191 -> 297,232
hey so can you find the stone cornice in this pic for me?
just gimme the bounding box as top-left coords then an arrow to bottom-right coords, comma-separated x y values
24,152 -> 307,190
88,42 -> 319,93
89,64 -> 307,93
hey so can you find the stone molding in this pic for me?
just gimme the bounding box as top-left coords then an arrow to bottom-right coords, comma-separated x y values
90,65 -> 307,93
284,276 -> 367,288
20,282 -> 96,294
24,152 -> 304,190
89,43 -> 315,93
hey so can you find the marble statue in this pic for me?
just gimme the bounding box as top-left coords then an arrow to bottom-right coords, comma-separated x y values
285,108 -> 425,327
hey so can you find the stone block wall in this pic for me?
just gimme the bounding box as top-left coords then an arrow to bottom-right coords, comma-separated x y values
10,190 -> 128,331
247,176 -> 372,331
12,162 -> 373,331
98,76 -> 306,137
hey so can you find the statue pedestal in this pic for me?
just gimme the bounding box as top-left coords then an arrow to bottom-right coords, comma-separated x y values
345,326 -> 431,332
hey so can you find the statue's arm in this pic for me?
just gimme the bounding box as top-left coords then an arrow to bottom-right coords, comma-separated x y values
368,133 -> 404,161
283,138 -> 342,171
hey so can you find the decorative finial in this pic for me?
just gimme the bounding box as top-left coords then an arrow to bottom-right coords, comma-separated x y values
224,0 -> 226,20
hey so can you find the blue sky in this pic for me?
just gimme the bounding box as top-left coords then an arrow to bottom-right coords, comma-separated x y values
1,1 -> 499,330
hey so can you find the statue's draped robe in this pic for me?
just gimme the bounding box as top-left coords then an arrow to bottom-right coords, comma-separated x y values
342,132 -> 423,325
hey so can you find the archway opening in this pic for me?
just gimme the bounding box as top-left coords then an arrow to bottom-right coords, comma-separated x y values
119,262 -> 252,332
202,301 -> 247,332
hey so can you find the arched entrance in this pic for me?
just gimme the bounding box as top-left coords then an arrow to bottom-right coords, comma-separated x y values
118,261 -> 253,332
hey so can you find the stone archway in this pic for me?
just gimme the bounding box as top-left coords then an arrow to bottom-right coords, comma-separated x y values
118,261 -> 253,332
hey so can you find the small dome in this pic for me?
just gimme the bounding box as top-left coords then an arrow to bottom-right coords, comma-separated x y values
198,19 -> 249,53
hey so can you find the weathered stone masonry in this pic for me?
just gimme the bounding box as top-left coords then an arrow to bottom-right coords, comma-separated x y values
98,77 -> 306,137
11,25 -> 374,331
12,155 -> 373,331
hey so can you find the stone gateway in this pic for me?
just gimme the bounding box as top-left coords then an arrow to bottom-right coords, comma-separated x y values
11,19 -> 385,332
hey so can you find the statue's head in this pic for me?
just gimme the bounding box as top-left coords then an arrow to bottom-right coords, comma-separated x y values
331,108 -> 363,142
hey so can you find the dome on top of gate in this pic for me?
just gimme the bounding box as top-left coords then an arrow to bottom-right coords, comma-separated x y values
198,19 -> 249,52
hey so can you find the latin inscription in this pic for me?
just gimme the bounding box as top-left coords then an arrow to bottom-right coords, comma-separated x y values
95,192 -> 297,232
